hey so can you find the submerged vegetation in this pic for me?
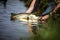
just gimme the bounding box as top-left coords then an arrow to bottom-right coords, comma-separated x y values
20,0 -> 60,40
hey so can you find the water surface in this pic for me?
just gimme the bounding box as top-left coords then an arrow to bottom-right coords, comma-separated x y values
0,0 -> 32,40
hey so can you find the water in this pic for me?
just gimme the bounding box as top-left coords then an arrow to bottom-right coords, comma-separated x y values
0,0 -> 32,40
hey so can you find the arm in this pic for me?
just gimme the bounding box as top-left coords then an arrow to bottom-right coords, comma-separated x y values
53,3 -> 60,13
26,0 -> 36,13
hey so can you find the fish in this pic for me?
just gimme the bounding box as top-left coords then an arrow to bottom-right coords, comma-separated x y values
11,13 -> 38,22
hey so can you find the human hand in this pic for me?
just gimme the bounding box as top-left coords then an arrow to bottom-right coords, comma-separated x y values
40,15 -> 49,23
52,10 -> 56,14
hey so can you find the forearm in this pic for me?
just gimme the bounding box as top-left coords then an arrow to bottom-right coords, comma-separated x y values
26,0 -> 36,13
53,3 -> 60,12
